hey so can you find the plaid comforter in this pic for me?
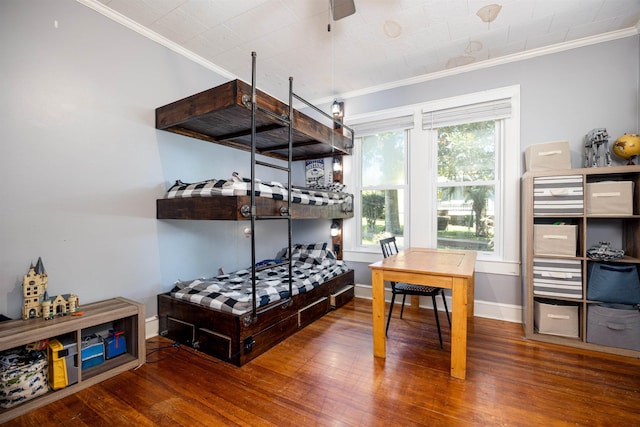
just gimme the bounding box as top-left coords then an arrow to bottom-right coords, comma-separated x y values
170,245 -> 349,315
166,172 -> 351,206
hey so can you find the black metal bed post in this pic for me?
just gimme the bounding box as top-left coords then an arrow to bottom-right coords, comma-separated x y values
287,77 -> 294,298
250,51 -> 257,321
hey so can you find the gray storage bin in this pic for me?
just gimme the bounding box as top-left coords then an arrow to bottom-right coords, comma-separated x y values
587,304 -> 640,351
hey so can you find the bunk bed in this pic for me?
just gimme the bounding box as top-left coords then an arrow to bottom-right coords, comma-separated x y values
155,53 -> 356,366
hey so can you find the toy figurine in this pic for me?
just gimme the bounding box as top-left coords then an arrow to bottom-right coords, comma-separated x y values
584,128 -> 611,167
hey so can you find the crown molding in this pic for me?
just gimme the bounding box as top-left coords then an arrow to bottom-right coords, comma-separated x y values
78,1 -> 637,105
328,27 -> 640,104
76,0 -> 236,80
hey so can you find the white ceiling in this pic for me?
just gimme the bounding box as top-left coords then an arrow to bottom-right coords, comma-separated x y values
87,0 -> 640,103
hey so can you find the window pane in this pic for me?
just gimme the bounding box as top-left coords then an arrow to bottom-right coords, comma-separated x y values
437,185 -> 494,252
361,131 -> 405,187
437,121 -> 495,183
360,189 -> 405,247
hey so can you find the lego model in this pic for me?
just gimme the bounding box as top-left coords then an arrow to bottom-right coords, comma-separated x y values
22,258 -> 79,320
584,128 -> 612,168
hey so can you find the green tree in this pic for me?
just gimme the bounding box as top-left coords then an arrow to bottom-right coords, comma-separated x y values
362,191 -> 385,232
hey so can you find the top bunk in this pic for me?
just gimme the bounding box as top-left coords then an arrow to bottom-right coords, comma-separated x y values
155,79 -> 353,161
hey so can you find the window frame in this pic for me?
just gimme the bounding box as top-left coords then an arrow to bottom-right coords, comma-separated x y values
343,86 -> 520,276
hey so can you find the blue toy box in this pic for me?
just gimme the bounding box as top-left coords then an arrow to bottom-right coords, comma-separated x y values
104,330 -> 126,359
81,334 -> 104,369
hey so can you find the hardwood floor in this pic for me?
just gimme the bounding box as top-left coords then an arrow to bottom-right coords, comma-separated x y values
5,298 -> 640,426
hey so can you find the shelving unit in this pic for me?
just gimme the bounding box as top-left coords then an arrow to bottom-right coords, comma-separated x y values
522,165 -> 640,357
0,297 -> 145,423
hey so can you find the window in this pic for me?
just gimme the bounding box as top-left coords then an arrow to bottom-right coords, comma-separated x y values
360,130 -> 407,248
423,94 -> 514,261
345,86 -> 520,275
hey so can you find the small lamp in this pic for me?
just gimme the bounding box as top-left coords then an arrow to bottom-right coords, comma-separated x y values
332,156 -> 342,172
330,221 -> 341,237
332,99 -> 343,117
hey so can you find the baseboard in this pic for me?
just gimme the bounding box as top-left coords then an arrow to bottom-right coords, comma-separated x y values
144,284 -> 522,339
145,315 -> 159,339
354,283 -> 522,324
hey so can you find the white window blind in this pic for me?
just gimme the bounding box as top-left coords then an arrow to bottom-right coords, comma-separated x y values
422,98 -> 512,129
351,114 -> 414,136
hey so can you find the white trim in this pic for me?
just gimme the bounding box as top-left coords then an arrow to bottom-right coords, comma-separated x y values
78,0 -> 636,105
353,284 -> 522,323
146,315 -> 159,339
77,0 -> 236,80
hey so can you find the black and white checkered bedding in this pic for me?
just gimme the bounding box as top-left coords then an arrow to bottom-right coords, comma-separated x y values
170,243 -> 349,315
166,172 -> 351,206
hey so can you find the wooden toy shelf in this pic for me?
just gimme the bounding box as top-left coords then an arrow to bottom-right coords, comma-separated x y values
0,297 -> 145,424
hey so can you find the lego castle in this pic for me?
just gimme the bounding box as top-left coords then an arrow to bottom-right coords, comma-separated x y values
22,257 -> 78,320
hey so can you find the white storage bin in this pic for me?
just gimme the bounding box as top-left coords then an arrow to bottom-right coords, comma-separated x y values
535,300 -> 580,338
586,181 -> 634,215
534,224 -> 578,257
525,141 -> 571,172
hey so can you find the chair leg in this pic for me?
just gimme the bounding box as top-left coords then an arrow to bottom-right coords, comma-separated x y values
441,290 -> 451,327
432,295 -> 443,349
399,294 -> 407,319
386,293 -> 397,336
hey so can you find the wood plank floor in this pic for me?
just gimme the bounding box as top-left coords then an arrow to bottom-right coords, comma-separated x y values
5,298 -> 640,426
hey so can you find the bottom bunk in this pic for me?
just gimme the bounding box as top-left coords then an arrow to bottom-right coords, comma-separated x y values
158,269 -> 354,366
157,243 -> 354,365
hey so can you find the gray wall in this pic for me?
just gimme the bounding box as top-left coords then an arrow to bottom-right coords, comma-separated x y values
343,35 -> 640,311
1,0 -> 638,321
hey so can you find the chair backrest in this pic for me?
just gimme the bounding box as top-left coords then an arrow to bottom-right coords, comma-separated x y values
380,236 -> 399,259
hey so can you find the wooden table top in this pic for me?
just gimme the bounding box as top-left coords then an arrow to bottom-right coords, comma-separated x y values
369,247 -> 477,279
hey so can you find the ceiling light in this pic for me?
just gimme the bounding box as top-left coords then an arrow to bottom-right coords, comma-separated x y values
476,4 -> 502,23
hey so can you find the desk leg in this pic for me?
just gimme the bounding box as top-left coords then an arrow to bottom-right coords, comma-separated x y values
371,269 -> 386,358
450,277 -> 468,379
467,273 -> 475,318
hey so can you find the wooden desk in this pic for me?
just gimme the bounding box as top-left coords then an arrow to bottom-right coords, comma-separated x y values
369,247 -> 476,379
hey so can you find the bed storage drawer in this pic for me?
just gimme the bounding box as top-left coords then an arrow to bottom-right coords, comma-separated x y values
330,285 -> 354,309
533,175 -> 583,215
243,314 -> 298,360
197,328 -> 232,361
165,316 -> 196,346
298,297 -> 330,327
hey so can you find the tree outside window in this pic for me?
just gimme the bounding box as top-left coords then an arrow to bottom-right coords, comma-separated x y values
360,130 -> 406,247
436,120 -> 497,252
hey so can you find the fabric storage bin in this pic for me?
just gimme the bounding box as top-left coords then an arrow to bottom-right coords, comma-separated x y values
104,330 -> 126,359
533,258 -> 582,298
534,224 -> 578,257
534,300 -> 580,338
587,262 -> 640,304
586,181 -> 634,215
81,334 -> 104,369
533,175 -> 583,215
0,349 -> 48,409
525,141 -> 571,172
587,304 -> 640,351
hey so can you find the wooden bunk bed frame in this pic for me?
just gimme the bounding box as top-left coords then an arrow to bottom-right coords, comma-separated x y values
155,57 -> 355,366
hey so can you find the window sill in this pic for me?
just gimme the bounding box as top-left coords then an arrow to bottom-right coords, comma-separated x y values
343,249 -> 520,276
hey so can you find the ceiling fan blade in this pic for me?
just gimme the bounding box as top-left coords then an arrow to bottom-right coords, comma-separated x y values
331,0 -> 355,21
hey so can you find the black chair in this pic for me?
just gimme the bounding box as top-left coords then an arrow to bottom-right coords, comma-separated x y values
380,237 -> 451,348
